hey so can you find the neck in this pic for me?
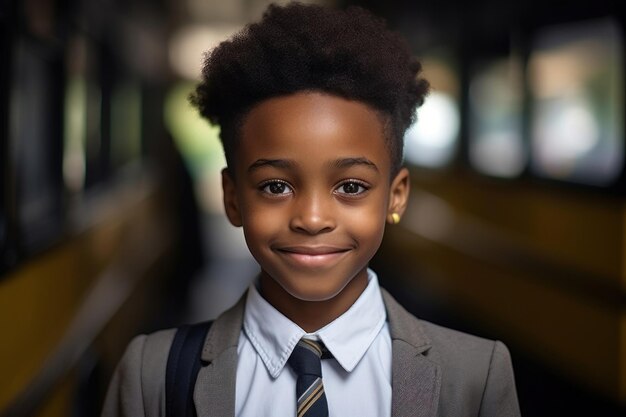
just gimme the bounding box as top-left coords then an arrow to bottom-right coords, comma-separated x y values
259,270 -> 369,333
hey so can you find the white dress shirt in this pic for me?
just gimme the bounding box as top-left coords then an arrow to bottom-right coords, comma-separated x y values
235,269 -> 392,417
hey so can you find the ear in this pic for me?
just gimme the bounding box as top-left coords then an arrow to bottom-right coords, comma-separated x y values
386,167 -> 410,224
222,168 -> 243,227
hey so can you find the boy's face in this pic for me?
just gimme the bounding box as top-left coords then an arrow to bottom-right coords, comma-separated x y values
222,92 -> 409,306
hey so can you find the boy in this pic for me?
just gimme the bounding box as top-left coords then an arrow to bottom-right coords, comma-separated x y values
102,3 -> 521,417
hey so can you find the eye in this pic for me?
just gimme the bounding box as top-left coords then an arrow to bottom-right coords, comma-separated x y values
260,180 -> 293,195
335,180 -> 369,196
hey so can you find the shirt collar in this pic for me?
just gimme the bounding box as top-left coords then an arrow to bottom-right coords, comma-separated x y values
242,269 -> 387,378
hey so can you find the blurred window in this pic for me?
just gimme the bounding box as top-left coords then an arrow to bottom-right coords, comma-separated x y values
164,81 -> 225,214
64,34 -> 125,193
469,56 -> 526,178
404,56 -> 461,168
10,35 -> 64,252
64,35 -> 93,193
0,3 -> 9,271
64,29 -> 147,194
110,80 -> 143,169
528,19 -> 624,186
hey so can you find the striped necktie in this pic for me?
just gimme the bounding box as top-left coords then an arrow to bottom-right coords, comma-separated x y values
288,339 -> 329,417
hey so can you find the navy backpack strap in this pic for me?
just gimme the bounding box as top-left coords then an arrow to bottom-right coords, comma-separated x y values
165,321 -> 213,417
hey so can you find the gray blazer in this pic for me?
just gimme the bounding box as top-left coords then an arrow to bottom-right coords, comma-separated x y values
101,289 -> 521,417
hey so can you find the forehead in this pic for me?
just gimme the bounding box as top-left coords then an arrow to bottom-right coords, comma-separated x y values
236,92 -> 390,172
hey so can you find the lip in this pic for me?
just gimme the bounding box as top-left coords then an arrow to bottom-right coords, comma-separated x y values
274,246 -> 351,269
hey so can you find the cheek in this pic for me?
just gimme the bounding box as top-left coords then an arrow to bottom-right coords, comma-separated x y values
342,200 -> 388,244
240,202 -> 284,243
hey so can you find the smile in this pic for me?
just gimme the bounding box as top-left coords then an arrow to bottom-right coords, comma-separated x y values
274,246 -> 351,269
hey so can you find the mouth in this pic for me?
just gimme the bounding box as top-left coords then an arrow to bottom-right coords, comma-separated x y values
274,245 -> 351,269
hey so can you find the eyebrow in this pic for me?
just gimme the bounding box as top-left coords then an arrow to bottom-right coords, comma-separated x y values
328,157 -> 379,172
247,157 -> 379,173
247,159 -> 296,173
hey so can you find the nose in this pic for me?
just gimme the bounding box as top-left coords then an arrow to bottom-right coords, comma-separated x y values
289,191 -> 336,235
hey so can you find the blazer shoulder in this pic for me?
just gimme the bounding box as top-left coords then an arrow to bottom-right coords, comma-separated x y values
141,327 -> 179,382
382,289 -> 520,416
101,328 -> 176,417
382,287 -> 496,358
421,320 -> 496,356
418,320 -> 507,376
420,321 -> 520,417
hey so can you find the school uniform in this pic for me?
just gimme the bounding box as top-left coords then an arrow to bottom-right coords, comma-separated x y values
101,271 -> 521,417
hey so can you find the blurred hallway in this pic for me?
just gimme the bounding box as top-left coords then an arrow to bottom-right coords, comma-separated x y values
183,213 -> 257,323
1,0 -> 625,416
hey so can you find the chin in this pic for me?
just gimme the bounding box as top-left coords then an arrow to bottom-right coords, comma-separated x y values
283,280 -> 346,303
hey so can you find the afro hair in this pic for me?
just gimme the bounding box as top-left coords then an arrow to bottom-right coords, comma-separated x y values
190,2 -> 429,175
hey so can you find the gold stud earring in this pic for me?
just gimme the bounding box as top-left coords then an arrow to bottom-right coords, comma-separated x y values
391,213 -> 401,224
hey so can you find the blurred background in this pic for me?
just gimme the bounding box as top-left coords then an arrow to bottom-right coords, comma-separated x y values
0,0 -> 624,415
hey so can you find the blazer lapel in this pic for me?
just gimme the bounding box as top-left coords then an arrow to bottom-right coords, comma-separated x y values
191,288 -> 440,417
383,290 -> 441,417
194,294 -> 246,417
